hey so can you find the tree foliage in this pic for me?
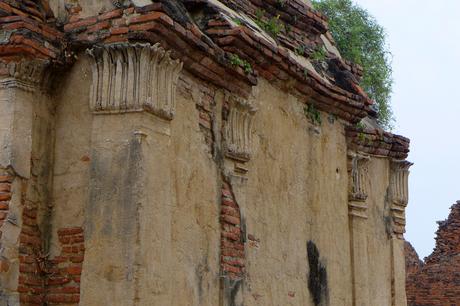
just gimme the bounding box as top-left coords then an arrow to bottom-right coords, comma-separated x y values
312,0 -> 394,129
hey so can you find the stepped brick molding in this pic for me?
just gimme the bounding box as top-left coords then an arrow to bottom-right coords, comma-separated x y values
346,125 -> 410,159
406,201 -> 460,305
87,43 -> 183,119
0,1 -> 64,62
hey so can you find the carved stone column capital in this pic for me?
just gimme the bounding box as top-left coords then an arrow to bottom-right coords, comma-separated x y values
87,43 -> 183,120
389,159 -> 413,238
0,60 -> 50,92
348,151 -> 370,219
223,93 -> 257,163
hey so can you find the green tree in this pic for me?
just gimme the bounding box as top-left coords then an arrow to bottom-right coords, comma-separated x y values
312,0 -> 394,129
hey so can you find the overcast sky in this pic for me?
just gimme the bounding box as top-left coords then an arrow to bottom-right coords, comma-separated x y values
351,0 -> 460,258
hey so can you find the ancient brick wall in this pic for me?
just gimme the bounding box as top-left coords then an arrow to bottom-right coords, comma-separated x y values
17,194 -> 85,305
406,201 -> 460,306
220,181 -> 245,279
45,227 -> 85,305
404,241 -> 422,279
18,205 -> 45,306
1,0 -> 412,305
0,169 -> 85,305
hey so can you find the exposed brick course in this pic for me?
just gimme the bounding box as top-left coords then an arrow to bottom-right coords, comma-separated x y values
45,227 -> 85,305
18,220 -> 85,306
220,180 -> 245,280
0,169 -> 13,267
0,2 -> 64,62
18,205 -> 45,306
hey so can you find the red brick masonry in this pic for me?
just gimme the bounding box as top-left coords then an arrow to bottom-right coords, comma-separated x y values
221,181 -> 245,279
0,170 -> 13,274
406,201 -> 460,305
18,211 -> 85,306
45,227 -> 85,305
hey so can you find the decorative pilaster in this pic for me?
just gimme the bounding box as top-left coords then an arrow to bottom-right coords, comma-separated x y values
82,43 -> 182,305
0,59 -> 54,306
347,151 -> 370,306
223,93 -> 256,163
87,43 -> 183,119
219,93 -> 255,306
348,151 -> 370,219
0,60 -> 50,92
388,159 -> 412,306
389,160 -> 413,239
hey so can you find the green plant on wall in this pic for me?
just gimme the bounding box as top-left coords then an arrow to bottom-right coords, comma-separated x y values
303,68 -> 309,78
255,9 -> 285,38
295,44 -> 306,56
312,0 -> 394,129
229,54 -> 253,74
232,17 -> 243,26
355,121 -> 366,141
304,104 -> 322,125
310,46 -> 327,62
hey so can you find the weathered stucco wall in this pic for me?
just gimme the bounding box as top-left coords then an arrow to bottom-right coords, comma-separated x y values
41,54 -> 403,305
241,79 -> 352,305
366,158 -> 392,304
0,1 -> 412,305
48,54 -> 223,305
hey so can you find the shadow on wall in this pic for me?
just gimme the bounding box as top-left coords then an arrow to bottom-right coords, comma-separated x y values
307,241 -> 329,306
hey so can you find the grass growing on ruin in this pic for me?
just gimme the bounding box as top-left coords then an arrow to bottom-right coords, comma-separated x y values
310,46 -> 327,62
229,54 -> 253,74
255,9 -> 285,38
305,104 -> 322,125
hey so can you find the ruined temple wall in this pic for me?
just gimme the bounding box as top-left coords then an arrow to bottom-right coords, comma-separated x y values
0,0 -> 411,304
44,52 -> 401,305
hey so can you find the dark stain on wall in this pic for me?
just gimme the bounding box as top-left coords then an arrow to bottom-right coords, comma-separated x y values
223,278 -> 243,306
307,241 -> 329,306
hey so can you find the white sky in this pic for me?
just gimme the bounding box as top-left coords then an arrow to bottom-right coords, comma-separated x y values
352,0 -> 460,258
